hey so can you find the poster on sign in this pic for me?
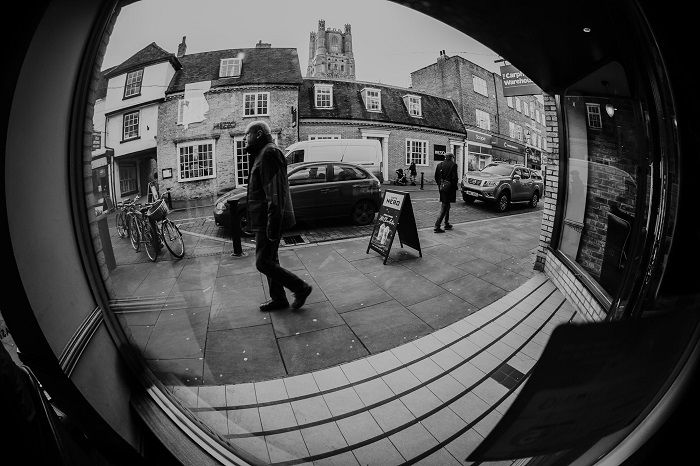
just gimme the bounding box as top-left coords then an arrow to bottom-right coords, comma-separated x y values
367,190 -> 421,264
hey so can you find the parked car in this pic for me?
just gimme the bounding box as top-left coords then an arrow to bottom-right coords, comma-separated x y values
283,139 -> 384,183
460,163 -> 543,212
214,161 -> 382,235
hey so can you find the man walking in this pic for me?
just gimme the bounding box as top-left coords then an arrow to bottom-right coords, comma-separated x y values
244,121 -> 312,311
434,152 -> 458,233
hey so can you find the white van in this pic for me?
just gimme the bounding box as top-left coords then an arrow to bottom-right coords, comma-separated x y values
284,139 -> 384,182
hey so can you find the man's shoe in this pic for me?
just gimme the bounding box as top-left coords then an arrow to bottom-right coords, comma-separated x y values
444,223 -> 453,230
292,285 -> 313,309
259,300 -> 289,312
434,227 -> 445,233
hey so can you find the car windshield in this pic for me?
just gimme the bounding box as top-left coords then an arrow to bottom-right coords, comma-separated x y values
481,164 -> 514,176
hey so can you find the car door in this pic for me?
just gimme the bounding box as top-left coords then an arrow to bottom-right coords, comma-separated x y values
511,168 -> 526,201
331,163 -> 370,214
287,163 -> 333,220
520,168 -> 534,199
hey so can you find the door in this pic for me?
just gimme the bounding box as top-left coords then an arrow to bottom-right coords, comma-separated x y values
512,167 -> 527,201
287,163 -> 333,220
520,168 -> 534,200
331,163 -> 370,214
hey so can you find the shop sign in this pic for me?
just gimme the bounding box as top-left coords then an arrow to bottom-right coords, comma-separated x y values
92,133 -> 101,150
467,130 -> 491,145
500,64 -> 542,96
434,144 -> 447,161
367,190 -> 421,264
214,121 -> 237,129
492,135 -> 525,154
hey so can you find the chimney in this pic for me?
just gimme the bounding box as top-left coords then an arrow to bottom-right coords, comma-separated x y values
177,36 -> 187,57
255,40 -> 271,48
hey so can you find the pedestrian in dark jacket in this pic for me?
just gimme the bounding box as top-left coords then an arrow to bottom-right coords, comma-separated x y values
408,161 -> 417,185
244,121 -> 312,311
434,152 -> 458,233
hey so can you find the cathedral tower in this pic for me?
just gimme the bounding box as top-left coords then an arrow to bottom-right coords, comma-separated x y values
307,20 -> 355,79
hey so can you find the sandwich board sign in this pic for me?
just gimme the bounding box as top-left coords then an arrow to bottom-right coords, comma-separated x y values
367,189 -> 421,264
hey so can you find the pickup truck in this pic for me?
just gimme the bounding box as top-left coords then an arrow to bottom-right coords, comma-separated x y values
460,162 -> 543,212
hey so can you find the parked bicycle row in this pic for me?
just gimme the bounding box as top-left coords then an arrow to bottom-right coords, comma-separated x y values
115,194 -> 185,262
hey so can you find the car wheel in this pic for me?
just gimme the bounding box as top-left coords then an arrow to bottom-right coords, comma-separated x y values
351,200 -> 376,225
496,192 -> 510,212
462,193 -> 475,204
237,208 -> 254,237
530,191 -> 539,208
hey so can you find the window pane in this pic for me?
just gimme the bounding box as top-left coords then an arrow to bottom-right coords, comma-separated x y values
558,64 -> 650,300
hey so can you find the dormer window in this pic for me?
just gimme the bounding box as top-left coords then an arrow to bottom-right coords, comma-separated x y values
314,83 -> 333,108
403,95 -> 422,117
123,69 -> 143,99
219,58 -> 242,78
362,88 -> 381,112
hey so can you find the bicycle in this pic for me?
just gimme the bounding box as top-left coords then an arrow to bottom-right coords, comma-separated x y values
149,196 -> 185,259
127,198 -> 160,262
115,198 -> 135,239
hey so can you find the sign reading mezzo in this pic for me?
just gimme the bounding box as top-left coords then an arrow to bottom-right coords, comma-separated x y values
367,190 -> 421,264
500,64 -> 542,96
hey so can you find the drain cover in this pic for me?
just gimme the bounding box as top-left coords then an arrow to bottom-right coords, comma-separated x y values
282,235 -> 305,245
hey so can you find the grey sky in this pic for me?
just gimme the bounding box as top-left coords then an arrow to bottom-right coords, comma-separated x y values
102,0 -> 503,89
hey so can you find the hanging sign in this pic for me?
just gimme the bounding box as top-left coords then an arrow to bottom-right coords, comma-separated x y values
500,64 -> 542,96
367,190 -> 421,264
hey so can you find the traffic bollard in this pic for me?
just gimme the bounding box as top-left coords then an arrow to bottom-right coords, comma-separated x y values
420,172 -> 424,190
166,188 -> 173,209
227,199 -> 244,256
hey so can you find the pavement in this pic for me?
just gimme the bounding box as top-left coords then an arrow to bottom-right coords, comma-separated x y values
102,189 -> 566,464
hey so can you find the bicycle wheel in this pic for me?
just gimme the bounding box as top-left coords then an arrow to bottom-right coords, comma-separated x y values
142,222 -> 158,262
161,219 -> 185,258
116,210 -> 127,238
128,215 -> 140,251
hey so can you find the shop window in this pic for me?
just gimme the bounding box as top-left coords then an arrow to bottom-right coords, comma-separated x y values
405,139 -> 428,165
556,62 -> 650,306
178,140 -> 216,181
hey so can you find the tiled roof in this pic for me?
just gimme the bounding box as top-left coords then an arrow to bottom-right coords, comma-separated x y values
104,42 -> 180,79
166,48 -> 303,94
299,79 -> 465,134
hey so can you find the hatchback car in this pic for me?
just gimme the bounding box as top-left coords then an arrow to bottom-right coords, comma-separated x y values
214,161 -> 382,235
460,163 -> 543,212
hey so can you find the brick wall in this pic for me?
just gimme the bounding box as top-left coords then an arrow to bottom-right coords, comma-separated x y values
157,86 -> 299,204
535,94 -> 559,272
544,250 -> 607,321
299,121 -> 463,183
411,55 -> 546,143
574,97 -> 640,280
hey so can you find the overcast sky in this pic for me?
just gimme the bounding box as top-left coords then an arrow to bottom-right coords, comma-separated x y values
102,0 -> 504,89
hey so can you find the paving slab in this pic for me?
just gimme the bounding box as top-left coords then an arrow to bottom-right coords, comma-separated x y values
277,325 -> 369,375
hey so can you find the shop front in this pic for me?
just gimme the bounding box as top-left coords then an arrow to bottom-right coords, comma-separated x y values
465,129 -> 492,174
490,135 -> 526,165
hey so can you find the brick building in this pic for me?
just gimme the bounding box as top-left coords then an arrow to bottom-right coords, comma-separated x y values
298,78 -> 466,183
411,52 -> 547,176
156,40 -> 303,206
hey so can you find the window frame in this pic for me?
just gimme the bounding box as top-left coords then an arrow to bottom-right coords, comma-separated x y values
586,103 -> 603,129
475,109 -> 491,131
515,97 -> 522,112
122,110 -> 140,141
219,58 -> 242,78
243,92 -> 270,116
507,96 -> 514,108
314,84 -> 333,109
177,139 -> 217,182
363,88 -> 382,112
405,138 -> 428,166
123,68 -> 143,99
233,136 -> 249,186
472,75 -> 488,97
405,95 -> 422,117
119,163 -> 138,195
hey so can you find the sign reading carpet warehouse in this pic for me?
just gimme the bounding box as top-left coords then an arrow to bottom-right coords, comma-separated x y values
500,64 -> 542,96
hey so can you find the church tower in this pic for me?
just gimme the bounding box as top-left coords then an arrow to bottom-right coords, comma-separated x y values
307,20 -> 355,80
